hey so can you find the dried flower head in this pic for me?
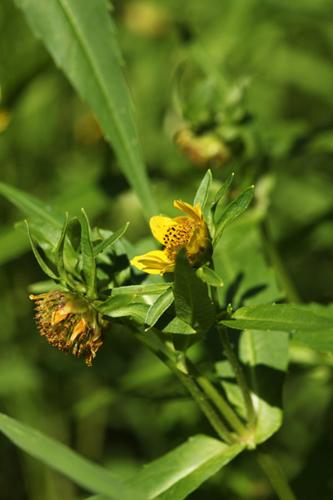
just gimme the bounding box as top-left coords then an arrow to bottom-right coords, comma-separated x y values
30,291 -> 104,366
131,200 -> 211,275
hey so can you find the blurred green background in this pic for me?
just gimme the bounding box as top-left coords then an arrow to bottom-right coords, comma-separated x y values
1,0 -> 333,498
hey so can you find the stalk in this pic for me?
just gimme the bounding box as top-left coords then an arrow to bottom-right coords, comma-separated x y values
257,452 -> 297,500
218,326 -> 256,428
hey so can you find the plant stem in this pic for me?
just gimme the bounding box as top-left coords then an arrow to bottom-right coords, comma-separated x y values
257,452 -> 297,500
135,329 -> 234,443
186,359 -> 247,437
219,326 -> 256,428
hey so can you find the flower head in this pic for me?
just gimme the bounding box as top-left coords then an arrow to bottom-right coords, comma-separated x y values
131,200 -> 211,275
30,291 -> 104,366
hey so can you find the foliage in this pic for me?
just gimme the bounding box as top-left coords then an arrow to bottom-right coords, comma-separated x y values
1,0 -> 333,499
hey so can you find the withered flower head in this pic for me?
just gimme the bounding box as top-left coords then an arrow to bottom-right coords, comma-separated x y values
30,291 -> 104,366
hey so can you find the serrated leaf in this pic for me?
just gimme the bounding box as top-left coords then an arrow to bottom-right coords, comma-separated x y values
125,434 -> 244,500
193,169 -> 212,211
79,209 -> 96,298
145,288 -> 174,328
94,223 -> 129,256
196,266 -> 224,287
13,0 -> 156,218
174,251 -> 215,333
214,186 -> 254,244
0,412 -> 140,499
221,304 -> 333,332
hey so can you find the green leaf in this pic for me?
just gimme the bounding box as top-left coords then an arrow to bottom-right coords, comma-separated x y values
222,303 -> 333,354
25,220 -> 59,280
174,251 -> 215,333
239,329 -> 289,444
13,0 -> 156,217
162,317 -> 196,335
196,266 -> 224,287
193,169 -> 212,210
79,209 -> 96,298
214,186 -> 254,244
94,223 -> 129,256
98,296 -> 149,324
213,172 -> 235,212
221,304 -> 333,332
54,212 -> 69,282
112,283 -> 171,296
145,288 -> 174,328
125,435 -> 244,500
0,181 -> 63,246
0,412 -> 140,499
213,218 -> 289,444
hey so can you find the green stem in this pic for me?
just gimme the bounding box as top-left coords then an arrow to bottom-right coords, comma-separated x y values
186,359 -> 247,437
135,329 -> 233,443
257,452 -> 297,500
219,326 -> 256,428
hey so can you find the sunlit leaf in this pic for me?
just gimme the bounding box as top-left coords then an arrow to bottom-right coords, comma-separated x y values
0,412 -> 140,499
13,0 -> 157,217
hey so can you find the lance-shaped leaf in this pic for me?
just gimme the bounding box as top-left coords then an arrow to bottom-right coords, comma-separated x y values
94,223 -> 129,256
145,288 -> 174,328
25,220 -> 59,280
112,283 -> 171,296
221,303 -> 333,332
125,434 -> 244,499
193,169 -> 212,212
13,0 -> 156,217
174,250 -> 215,334
0,412 -> 141,500
79,209 -> 96,298
222,303 -> 333,354
214,186 -> 254,244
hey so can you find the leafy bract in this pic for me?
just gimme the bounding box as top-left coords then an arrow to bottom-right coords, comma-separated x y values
214,186 -> 254,244
13,0 -> 156,217
193,169 -> 212,212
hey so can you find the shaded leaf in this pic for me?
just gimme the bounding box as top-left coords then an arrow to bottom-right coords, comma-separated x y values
174,251 -> 215,333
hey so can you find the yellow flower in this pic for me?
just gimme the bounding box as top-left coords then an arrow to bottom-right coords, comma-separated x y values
131,200 -> 210,275
30,291 -> 104,366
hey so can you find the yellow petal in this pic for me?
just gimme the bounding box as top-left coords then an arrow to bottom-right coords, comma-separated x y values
150,215 -> 175,244
131,250 -> 174,275
173,200 -> 202,220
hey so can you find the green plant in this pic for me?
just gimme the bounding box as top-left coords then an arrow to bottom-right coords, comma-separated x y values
1,1 -> 333,499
